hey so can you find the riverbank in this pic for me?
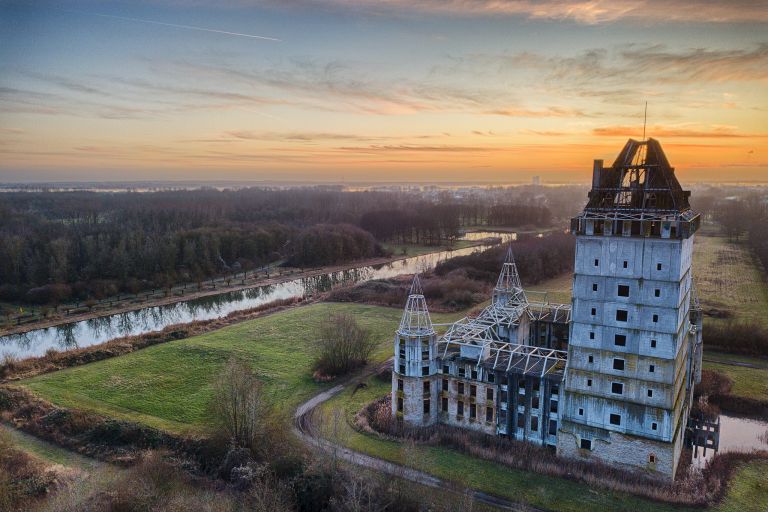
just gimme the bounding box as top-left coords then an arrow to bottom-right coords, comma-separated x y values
0,243 -> 483,338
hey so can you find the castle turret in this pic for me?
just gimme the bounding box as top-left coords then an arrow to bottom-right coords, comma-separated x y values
392,275 -> 439,425
557,138 -> 701,479
493,245 -> 527,306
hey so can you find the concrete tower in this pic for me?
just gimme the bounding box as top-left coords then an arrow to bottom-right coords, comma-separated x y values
557,138 -> 702,478
392,275 -> 439,425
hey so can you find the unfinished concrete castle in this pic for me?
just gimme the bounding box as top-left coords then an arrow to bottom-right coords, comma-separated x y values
392,138 -> 704,479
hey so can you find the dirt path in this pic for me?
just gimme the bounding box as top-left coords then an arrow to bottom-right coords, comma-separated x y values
1,422 -> 101,471
2,243 -> 484,338
292,363 -> 544,512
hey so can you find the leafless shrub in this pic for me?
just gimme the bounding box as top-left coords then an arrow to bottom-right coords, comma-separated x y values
211,357 -> 280,458
313,313 -> 376,377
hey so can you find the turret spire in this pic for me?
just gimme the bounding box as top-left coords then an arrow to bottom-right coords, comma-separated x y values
398,274 -> 434,335
493,245 -> 527,305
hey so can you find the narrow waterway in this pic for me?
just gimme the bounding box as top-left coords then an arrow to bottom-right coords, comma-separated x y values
0,232 -> 515,359
691,415 -> 768,469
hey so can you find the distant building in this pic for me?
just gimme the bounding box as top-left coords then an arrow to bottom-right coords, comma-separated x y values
392,138 -> 703,479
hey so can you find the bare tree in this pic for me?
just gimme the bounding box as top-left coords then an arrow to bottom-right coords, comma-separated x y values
314,313 -> 376,377
211,357 -> 269,455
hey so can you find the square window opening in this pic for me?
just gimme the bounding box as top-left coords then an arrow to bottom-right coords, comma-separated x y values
609,414 -> 621,426
616,309 -> 628,322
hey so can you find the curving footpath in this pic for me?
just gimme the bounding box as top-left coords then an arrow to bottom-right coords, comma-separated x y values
292,373 -> 546,512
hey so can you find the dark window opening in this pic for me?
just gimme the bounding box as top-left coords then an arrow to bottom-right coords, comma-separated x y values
517,413 -> 525,429
618,285 -> 630,297
458,382 -> 465,395
530,416 -> 538,432
613,359 -> 625,371
441,397 -> 448,412
471,369 -> 478,380
423,381 -> 430,393
649,453 -> 656,463
591,307 -> 596,316
457,401 -> 464,417
397,379 -> 403,391
651,339 -> 657,348
397,397 -> 403,412
623,260 -> 628,269
470,385 -> 477,397
423,399 -> 430,414
657,263 -> 662,271
587,379 -> 592,387
652,422 -> 658,431
486,388 -> 494,401
421,366 -> 429,376
647,389 -> 653,398
442,365 -> 449,374
611,382 -> 623,394
594,259 -> 599,267
578,408 -> 584,416
549,420 -> 558,436
458,367 -> 465,378
486,407 -> 493,422
654,289 -> 661,297
609,414 -> 621,426
580,439 -> 592,450
592,283 -> 598,292
470,404 -> 477,419
615,334 -> 626,346
442,379 -> 448,391
649,364 -> 655,373
652,314 -> 659,323
588,355 -> 594,363
532,396 -> 540,409
616,309 -> 628,322
488,373 -> 495,383
399,365 -> 405,374
589,331 -> 595,340
550,400 -> 558,413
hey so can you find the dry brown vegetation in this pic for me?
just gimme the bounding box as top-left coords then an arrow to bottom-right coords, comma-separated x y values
704,320 -> 768,357
329,270 -> 490,312
0,296 -> 304,383
695,369 -> 768,419
357,395 -> 768,509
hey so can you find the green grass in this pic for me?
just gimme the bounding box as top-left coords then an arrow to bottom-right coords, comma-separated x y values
22,303 -> 463,435
715,461 -> 768,512
694,234 -> 768,329
702,358 -> 768,402
318,375 -> 698,512
1,424 -> 98,470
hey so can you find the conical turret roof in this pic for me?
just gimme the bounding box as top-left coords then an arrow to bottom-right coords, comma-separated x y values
493,245 -> 527,305
398,274 -> 435,336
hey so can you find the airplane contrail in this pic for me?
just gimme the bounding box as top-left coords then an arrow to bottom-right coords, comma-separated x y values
64,10 -> 281,42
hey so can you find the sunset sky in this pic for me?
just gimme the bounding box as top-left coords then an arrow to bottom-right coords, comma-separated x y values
1,0 -> 766,183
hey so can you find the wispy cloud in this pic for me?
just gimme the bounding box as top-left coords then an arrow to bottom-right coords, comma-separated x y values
275,0 -> 768,24
593,124 -> 768,138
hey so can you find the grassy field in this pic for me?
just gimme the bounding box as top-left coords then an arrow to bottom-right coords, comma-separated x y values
21,303 -> 464,434
693,234 -> 768,329
318,374 -> 696,512
702,354 -> 768,402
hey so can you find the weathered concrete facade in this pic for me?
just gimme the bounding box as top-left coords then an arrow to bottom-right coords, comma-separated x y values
558,138 -> 702,479
393,138 -> 703,480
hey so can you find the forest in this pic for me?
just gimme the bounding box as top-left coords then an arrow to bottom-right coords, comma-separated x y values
0,187 -> 558,306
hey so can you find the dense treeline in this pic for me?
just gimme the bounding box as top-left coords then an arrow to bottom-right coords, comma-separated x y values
0,187 -> 556,306
434,232 -> 574,285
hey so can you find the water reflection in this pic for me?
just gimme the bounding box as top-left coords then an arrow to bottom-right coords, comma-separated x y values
0,239 -> 501,359
691,415 -> 768,470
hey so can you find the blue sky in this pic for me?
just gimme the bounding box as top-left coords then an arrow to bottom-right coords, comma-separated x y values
1,0 -> 766,182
